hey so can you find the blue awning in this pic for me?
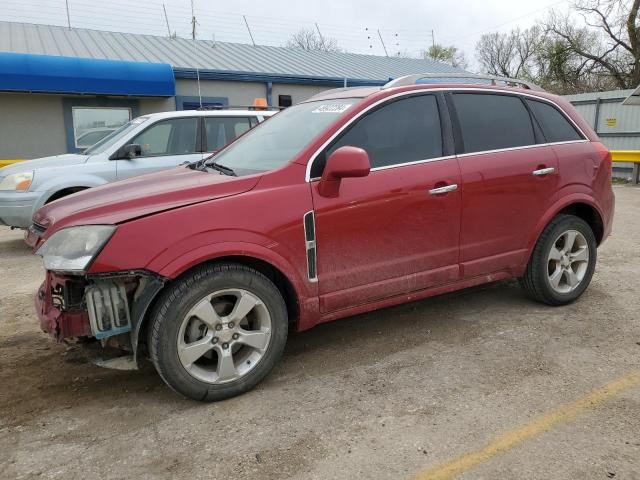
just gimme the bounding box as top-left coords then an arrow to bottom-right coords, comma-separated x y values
0,52 -> 175,97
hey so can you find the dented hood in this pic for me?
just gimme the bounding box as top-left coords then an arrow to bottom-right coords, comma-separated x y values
34,166 -> 260,234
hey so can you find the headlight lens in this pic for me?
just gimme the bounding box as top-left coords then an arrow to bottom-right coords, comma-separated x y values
0,171 -> 34,191
36,225 -> 116,273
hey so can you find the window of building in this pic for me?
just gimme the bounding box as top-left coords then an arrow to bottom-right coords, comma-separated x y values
72,107 -> 131,149
323,94 -> 443,171
526,99 -> 584,143
279,95 -> 293,108
204,117 -> 253,151
131,117 -> 199,156
452,93 -> 535,153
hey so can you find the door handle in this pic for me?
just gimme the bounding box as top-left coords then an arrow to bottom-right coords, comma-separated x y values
532,167 -> 555,176
428,184 -> 458,195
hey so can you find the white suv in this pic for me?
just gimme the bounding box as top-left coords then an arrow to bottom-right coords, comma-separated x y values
0,108 -> 278,228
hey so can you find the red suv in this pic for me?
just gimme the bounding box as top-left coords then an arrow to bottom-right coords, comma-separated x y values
29,74 -> 614,401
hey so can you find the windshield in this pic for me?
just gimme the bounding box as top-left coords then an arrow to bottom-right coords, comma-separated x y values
210,98 -> 361,173
84,116 -> 150,155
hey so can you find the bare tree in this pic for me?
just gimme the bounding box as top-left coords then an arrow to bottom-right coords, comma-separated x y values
285,28 -> 341,52
476,27 -> 542,78
547,0 -> 640,89
424,44 -> 468,69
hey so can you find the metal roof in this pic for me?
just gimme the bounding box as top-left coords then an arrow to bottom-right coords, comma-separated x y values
564,89 -> 635,103
0,21 -> 464,83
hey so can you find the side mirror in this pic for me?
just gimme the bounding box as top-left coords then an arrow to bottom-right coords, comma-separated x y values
317,146 -> 370,197
121,143 -> 142,160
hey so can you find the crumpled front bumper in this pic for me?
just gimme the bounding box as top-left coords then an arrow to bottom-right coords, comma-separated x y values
35,270 -> 166,363
35,273 -> 92,339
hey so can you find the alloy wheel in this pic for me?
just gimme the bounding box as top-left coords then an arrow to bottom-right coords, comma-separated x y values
176,288 -> 272,384
547,229 -> 590,294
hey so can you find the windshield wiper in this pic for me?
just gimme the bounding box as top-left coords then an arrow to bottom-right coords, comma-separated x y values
204,161 -> 237,176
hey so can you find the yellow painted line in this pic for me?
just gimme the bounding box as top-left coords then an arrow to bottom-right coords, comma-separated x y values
611,150 -> 640,163
412,370 -> 640,480
0,159 -> 25,168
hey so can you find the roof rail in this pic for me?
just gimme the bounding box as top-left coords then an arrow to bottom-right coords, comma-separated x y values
383,73 -> 544,91
196,105 -> 283,111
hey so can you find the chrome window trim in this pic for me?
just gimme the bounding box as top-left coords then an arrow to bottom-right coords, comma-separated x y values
304,87 -> 589,182
455,139 -> 589,159
369,155 -> 456,172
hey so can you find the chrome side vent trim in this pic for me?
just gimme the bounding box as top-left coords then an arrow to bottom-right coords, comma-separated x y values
303,211 -> 318,282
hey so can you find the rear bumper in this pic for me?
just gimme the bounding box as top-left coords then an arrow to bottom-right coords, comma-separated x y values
0,191 -> 40,228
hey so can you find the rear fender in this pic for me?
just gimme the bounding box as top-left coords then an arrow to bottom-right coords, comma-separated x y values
523,192 -> 604,271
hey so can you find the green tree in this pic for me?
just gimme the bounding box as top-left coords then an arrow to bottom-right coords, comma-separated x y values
424,44 -> 468,69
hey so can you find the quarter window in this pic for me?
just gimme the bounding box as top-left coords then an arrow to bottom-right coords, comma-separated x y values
526,99 -> 583,143
204,117 -> 253,151
322,95 -> 443,172
452,93 -> 535,153
131,118 -> 199,156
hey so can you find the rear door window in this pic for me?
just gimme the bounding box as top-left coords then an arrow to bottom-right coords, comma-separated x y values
324,94 -> 443,171
205,117 -> 253,151
526,99 -> 584,143
452,93 -> 535,153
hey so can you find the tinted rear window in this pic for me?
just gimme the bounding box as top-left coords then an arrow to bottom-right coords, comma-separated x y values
452,93 -> 535,153
526,99 -> 583,143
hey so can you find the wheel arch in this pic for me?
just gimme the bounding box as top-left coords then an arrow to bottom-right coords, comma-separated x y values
45,186 -> 91,204
526,194 -> 605,264
135,251 -> 311,358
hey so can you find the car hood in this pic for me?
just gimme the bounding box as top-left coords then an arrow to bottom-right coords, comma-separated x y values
34,166 -> 260,234
0,154 -> 88,177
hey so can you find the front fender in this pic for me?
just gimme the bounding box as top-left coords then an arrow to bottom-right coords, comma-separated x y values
32,176 -> 110,217
152,238 -> 314,297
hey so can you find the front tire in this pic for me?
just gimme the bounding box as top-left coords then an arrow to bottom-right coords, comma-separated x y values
149,263 -> 288,401
520,214 -> 597,306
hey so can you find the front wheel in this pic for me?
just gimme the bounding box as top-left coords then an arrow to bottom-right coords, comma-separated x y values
149,263 -> 288,401
520,214 -> 597,306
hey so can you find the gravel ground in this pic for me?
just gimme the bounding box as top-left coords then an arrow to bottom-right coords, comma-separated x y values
1,185 -> 639,480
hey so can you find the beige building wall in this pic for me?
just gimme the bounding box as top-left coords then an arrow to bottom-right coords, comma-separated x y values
138,97 -> 176,115
0,93 -> 67,159
176,79 -> 333,107
271,84 -> 331,106
176,79 -> 267,106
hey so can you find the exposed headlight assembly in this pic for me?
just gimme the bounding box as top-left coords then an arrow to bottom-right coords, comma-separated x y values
0,171 -> 34,191
36,225 -> 116,273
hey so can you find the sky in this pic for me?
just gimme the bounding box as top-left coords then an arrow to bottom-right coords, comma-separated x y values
1,0 -> 572,69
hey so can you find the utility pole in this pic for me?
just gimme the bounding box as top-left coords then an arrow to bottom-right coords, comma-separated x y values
243,15 -> 256,47
189,0 -> 202,108
377,29 -> 389,57
315,23 -> 328,52
65,0 -> 71,29
162,3 -> 172,38
190,0 -> 197,40
431,29 -> 435,48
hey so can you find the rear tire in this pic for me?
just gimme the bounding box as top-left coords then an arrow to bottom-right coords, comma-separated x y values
520,214 -> 597,306
148,263 -> 288,401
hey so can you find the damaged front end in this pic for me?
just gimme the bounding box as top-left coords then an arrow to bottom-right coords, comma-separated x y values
36,270 -> 165,368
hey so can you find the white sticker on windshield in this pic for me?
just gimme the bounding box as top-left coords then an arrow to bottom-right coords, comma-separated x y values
311,103 -> 352,113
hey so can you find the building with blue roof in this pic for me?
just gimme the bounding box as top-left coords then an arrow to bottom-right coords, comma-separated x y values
0,21 -> 463,159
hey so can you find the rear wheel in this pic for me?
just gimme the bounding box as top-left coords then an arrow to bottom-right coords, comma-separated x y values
149,263 -> 288,401
520,214 -> 597,305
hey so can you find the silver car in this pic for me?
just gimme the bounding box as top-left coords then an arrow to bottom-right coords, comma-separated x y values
0,109 -> 277,229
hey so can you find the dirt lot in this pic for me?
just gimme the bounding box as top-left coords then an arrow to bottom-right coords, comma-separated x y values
1,185 -> 639,480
